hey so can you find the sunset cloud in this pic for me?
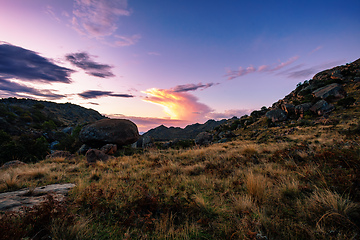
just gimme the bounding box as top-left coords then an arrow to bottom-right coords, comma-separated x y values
0,77 -> 65,100
225,56 -> 299,80
65,52 -> 115,78
142,88 -> 212,121
78,90 -> 134,99
72,0 -> 130,38
0,44 -> 73,83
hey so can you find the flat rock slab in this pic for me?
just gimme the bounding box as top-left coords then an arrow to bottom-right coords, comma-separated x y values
0,183 -> 75,212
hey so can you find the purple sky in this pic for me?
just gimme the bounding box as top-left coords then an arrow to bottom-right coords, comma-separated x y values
0,0 -> 359,131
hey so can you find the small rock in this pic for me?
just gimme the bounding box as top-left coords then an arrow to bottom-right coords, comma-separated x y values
85,149 -> 110,164
295,103 -> 313,117
100,144 -> 117,155
78,144 -> 91,155
62,127 -> 73,135
195,132 -> 213,146
46,150 -> 73,159
310,100 -> 335,115
0,160 -> 26,170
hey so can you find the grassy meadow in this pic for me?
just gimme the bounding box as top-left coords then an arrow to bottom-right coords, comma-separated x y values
1,110 -> 360,240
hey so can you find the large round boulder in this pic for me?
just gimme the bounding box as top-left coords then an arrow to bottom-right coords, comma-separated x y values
79,119 -> 140,147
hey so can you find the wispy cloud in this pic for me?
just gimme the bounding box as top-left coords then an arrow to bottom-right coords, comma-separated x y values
309,46 -> 323,55
65,52 -> 115,78
72,0 -> 130,38
114,34 -> 141,47
0,43 -> 74,83
78,90 -> 134,99
171,82 -> 217,93
0,77 -> 65,100
142,88 -> 212,121
225,56 -> 299,80
44,5 -> 61,22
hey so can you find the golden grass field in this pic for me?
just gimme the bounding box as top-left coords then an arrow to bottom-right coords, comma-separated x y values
1,116 -> 360,240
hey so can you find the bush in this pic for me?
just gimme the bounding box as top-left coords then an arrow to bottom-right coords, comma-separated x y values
337,97 -> 356,108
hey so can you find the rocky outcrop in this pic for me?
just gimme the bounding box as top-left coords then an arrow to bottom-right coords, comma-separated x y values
79,119 -> 139,147
195,132 -> 213,146
312,83 -> 346,100
295,103 -> 313,117
281,104 -> 295,116
265,109 -> 287,122
0,183 -> 75,212
310,100 -> 334,115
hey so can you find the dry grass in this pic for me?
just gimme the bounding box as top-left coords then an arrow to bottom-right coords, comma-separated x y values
1,128 -> 360,239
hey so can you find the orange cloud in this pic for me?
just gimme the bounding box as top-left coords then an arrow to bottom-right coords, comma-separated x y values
142,88 -> 212,122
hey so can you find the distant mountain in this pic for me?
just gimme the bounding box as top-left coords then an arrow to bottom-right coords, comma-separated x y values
143,119 -> 227,141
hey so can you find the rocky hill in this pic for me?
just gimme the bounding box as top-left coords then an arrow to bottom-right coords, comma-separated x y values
206,57 -> 360,143
0,98 -> 107,164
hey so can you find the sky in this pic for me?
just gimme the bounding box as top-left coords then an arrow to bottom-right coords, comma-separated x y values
0,0 -> 359,132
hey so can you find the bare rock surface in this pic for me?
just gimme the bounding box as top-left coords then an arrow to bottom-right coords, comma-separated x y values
0,183 -> 75,212
312,83 -> 346,100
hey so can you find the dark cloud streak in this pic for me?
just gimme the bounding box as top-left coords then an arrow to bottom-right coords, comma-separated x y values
0,44 -> 73,83
78,90 -> 133,99
171,82 -> 217,93
65,52 -> 115,78
0,77 -> 65,100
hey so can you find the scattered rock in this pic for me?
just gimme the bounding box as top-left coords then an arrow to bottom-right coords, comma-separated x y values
265,109 -> 287,122
310,100 -> 335,115
312,83 -> 346,101
100,143 -> 117,155
0,183 -> 75,212
132,135 -> 154,148
281,103 -> 295,115
85,149 -> 110,164
62,127 -> 73,135
50,140 -> 59,150
46,150 -> 73,159
195,132 -> 213,146
0,160 -> 26,170
77,144 -> 91,155
218,131 -> 236,139
79,119 -> 140,147
295,103 -> 313,117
